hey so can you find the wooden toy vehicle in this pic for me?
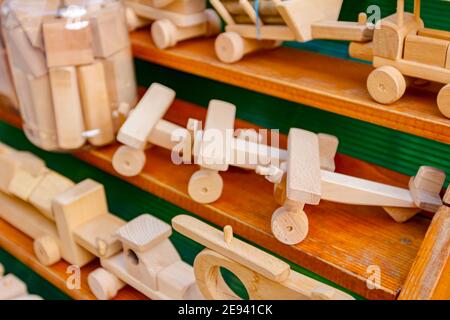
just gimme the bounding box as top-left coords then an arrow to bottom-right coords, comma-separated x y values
125,0 -> 221,49
172,215 -> 354,300
255,128 -> 447,245
210,0 -> 373,63
0,265 -> 43,300
88,214 -> 203,300
350,0 -> 450,118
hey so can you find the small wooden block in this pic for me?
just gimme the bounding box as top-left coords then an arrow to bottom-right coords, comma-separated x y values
49,66 -> 86,149
77,61 -> 115,146
311,20 -> 373,42
29,171 -> 75,220
116,214 -> 172,252
199,100 -> 236,171
52,179 -> 109,267
90,8 -> 129,58
409,166 -> 445,212
404,34 -> 449,68
43,18 -> 94,68
172,215 -> 291,282
102,48 -> 138,110
0,274 -> 28,300
318,133 -> 338,172
74,214 -> 125,258
117,83 -> 175,149
3,26 -> 48,77
287,128 -> 321,205
157,260 -> 196,299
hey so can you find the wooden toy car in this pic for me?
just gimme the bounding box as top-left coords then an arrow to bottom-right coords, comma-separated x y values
354,0 -> 450,118
172,214 -> 354,300
256,128 -> 447,245
88,214 -> 203,300
210,0 -> 373,63
125,0 -> 221,49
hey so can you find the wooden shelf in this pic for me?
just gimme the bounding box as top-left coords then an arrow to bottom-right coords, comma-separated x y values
130,30 -> 450,145
0,100 -> 431,300
0,218 -> 147,300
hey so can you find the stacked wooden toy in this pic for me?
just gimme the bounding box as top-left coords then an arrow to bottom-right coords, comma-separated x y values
1,0 -> 137,151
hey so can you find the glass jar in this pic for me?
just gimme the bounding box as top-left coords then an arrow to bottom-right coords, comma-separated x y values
1,0 -> 137,151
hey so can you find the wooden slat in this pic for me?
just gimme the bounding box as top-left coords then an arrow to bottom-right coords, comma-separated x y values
0,99 -> 430,300
0,218 -> 147,300
130,31 -> 450,144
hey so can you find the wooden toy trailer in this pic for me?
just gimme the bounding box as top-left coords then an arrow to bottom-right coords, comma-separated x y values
356,0 -> 450,118
210,0 -> 373,63
172,215 -> 354,300
125,0 -> 221,49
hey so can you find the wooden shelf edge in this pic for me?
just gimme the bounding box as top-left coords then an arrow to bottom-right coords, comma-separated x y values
130,31 -> 450,145
0,218 -> 147,300
0,100 -> 431,300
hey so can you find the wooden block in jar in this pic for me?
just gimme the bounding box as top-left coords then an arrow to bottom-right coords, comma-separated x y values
90,7 -> 129,58
43,18 -> 94,68
77,61 -> 115,146
49,66 -> 86,149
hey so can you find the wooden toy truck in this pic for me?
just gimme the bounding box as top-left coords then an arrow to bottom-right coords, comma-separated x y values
210,0 -> 373,63
0,143 -> 204,300
349,0 -> 450,118
172,215 -> 354,300
125,0 -> 221,49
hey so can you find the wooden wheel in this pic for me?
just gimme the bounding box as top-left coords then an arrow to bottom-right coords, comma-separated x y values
33,236 -> 61,266
188,169 -> 223,204
151,19 -> 177,49
367,66 -> 407,104
437,83 -> 450,118
271,207 -> 309,245
112,145 -> 146,177
215,32 -> 245,63
204,9 -> 221,37
88,268 -> 125,300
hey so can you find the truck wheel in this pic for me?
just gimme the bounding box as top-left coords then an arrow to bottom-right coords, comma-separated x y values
151,19 -> 177,49
437,83 -> 450,118
215,32 -> 245,63
34,236 -> 61,266
112,145 -> 146,177
188,169 -> 223,204
88,268 -> 125,300
367,66 -> 406,104
271,207 -> 309,245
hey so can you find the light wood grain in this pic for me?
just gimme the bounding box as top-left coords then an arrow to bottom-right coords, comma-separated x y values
130,31 -> 450,144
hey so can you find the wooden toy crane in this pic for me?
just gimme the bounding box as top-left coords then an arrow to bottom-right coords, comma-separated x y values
256,128 -> 447,245
210,0 -> 373,63
125,0 -> 221,49
172,215 -> 354,300
350,0 -> 450,118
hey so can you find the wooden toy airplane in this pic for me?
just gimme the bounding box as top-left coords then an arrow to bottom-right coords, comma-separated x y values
210,0 -> 373,63
255,128 -> 447,245
172,215 -> 354,300
0,143 -> 202,300
349,0 -> 450,118
0,264 -> 43,300
125,0 -> 221,49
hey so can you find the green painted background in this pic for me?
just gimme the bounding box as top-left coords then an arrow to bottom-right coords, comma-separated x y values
1,0 -> 449,299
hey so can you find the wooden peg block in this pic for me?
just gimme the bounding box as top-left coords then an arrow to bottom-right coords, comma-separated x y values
29,171 -> 75,220
52,179 -> 110,267
0,274 -> 28,300
116,214 -> 172,252
49,66 -> 86,149
3,26 -> 47,77
90,8 -> 129,58
157,260 -> 197,299
117,83 -> 175,149
77,61 -> 115,146
318,133 -> 338,172
287,128 -> 322,205
198,99 -> 236,171
409,166 -> 446,212
102,48 -> 138,110
404,35 -> 449,68
43,18 -> 94,68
